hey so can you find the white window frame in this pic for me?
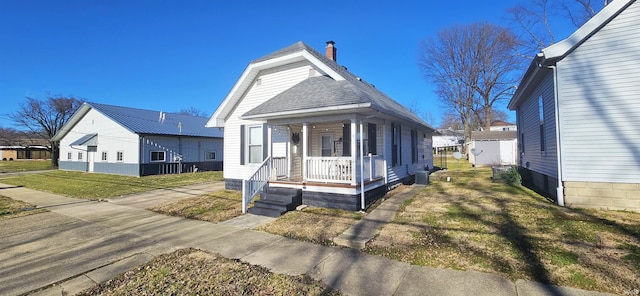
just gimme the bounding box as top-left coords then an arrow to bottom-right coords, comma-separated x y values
78,152 -> 83,161
150,151 -> 165,162
67,152 -> 72,160
320,134 -> 332,157
248,125 -> 262,164
101,151 -> 108,162
117,151 -> 124,162
205,151 -> 216,161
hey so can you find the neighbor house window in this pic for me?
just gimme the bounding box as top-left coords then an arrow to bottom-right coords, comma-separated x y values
67,152 -> 72,160
411,129 -> 418,164
206,151 -> 216,160
78,152 -> 83,160
151,151 -> 165,162
248,126 -> 262,163
101,151 -> 108,161
392,123 -> 401,166
539,96 -> 546,151
117,151 -> 124,162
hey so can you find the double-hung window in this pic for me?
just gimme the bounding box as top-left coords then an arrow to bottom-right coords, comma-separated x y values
151,151 -> 165,162
248,126 -> 262,163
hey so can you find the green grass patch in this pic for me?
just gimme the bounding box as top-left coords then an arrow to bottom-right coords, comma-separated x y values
0,195 -> 47,219
0,170 -> 223,199
149,190 -> 242,223
364,156 -> 640,295
0,160 -> 53,173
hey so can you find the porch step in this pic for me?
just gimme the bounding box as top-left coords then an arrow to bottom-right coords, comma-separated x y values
247,187 -> 302,217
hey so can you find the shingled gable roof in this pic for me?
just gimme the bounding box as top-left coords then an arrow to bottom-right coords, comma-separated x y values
53,102 -> 222,141
508,0 -> 635,110
240,41 -> 433,130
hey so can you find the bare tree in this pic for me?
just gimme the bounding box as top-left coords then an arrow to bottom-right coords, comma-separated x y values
507,0 -> 605,57
178,106 -> 208,117
419,23 -> 519,145
10,94 -> 85,167
407,100 -> 437,127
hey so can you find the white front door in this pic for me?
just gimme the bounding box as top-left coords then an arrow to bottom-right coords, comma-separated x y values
87,147 -> 96,172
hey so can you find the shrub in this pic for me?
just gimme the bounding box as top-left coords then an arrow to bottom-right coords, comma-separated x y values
499,166 -> 522,186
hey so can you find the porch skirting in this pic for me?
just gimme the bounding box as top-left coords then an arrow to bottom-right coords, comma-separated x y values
225,178 -> 243,191
302,185 -> 388,211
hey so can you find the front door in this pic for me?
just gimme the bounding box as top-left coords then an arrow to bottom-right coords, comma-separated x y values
87,146 -> 97,172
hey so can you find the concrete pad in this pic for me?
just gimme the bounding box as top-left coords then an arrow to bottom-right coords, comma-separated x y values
394,266 -> 515,296
308,249 -> 412,296
242,237 -> 340,276
196,229 -> 283,259
219,213 -> 276,229
86,252 -> 155,283
516,279 -> 616,296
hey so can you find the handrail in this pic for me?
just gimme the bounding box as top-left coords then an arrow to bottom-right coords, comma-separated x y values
242,157 -> 271,214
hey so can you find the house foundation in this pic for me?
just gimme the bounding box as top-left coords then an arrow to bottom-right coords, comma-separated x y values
565,181 -> 640,212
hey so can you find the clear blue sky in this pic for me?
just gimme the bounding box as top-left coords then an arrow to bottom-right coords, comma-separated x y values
0,0 -> 571,129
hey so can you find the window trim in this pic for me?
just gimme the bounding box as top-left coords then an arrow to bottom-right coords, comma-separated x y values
116,151 -> 124,162
78,152 -> 83,161
205,151 -> 216,161
150,151 -> 166,162
247,125 -> 263,164
67,152 -> 72,160
539,96 -> 546,152
101,151 -> 108,162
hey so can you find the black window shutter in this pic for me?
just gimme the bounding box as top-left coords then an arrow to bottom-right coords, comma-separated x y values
342,123 -> 351,156
399,125 -> 402,166
368,123 -> 377,155
263,123 -> 268,160
240,125 -> 245,165
391,123 -> 397,166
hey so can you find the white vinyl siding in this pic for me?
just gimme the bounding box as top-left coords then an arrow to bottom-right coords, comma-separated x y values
556,1 -> 640,183
518,71 -> 558,179
223,61 -> 318,180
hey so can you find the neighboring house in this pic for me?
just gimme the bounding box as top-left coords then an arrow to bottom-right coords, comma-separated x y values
1,145 -> 50,160
53,102 -> 223,177
488,120 -> 517,132
433,128 -> 464,153
508,0 -> 640,211
207,41 -> 436,214
467,131 -> 517,166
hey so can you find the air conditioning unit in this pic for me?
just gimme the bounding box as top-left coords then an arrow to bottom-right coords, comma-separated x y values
416,171 -> 429,185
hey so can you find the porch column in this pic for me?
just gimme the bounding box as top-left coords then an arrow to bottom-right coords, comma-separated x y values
350,118 -> 357,185
302,122 -> 308,181
359,120 -> 365,210
268,125 -> 273,180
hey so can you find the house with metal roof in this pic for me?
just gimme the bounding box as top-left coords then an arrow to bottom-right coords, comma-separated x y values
207,41 -> 436,216
508,0 -> 640,212
53,102 -> 223,176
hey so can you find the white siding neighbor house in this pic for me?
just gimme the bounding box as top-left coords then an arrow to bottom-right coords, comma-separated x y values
53,102 -> 223,176
508,0 -> 640,211
207,41 -> 436,215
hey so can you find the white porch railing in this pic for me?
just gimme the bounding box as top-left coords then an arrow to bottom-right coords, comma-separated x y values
242,157 -> 271,214
307,157 -> 353,183
271,157 -> 287,180
362,154 -> 386,181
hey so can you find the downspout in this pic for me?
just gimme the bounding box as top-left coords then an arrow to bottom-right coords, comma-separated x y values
548,64 -> 565,206
359,120 -> 365,210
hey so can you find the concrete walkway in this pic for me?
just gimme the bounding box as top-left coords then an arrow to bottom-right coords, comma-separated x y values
334,185 -> 424,249
0,182 -> 614,296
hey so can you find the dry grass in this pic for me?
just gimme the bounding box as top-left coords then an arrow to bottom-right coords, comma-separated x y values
149,190 -> 242,223
256,207 -> 363,246
78,248 -> 340,296
364,159 -> 640,295
0,195 -> 47,220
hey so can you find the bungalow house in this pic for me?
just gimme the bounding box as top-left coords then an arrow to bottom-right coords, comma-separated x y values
467,131 -> 517,166
53,102 -> 223,176
508,0 -> 640,211
207,41 -> 436,215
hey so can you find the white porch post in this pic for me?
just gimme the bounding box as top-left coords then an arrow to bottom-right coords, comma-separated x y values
350,119 -> 357,185
359,120 -> 365,210
268,125 -> 273,180
302,122 -> 308,181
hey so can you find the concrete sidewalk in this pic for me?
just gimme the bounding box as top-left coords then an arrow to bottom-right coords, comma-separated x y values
0,182 -> 614,296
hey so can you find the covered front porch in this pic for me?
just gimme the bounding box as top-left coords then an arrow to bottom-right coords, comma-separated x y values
242,116 -> 389,213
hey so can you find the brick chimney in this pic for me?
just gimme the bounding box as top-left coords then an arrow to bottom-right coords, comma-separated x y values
326,40 -> 337,62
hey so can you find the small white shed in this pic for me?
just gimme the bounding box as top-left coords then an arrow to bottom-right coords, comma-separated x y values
468,131 -> 517,166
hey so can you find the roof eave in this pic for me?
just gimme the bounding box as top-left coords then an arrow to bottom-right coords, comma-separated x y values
51,103 -> 92,141
241,103 -> 372,120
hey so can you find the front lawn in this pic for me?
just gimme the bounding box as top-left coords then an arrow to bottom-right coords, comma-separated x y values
364,158 -> 640,295
0,170 -> 223,199
149,190 -> 243,223
0,160 -> 53,173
